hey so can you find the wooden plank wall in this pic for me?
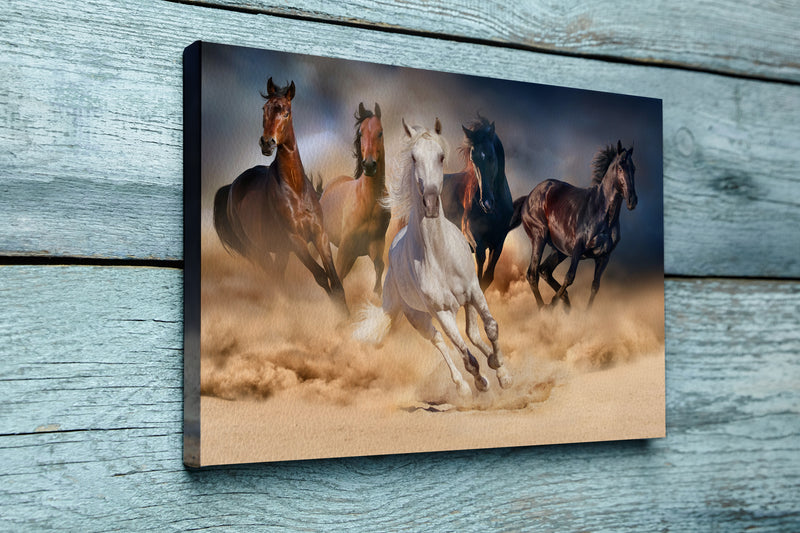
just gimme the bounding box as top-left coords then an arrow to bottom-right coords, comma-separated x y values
1,1 -> 798,530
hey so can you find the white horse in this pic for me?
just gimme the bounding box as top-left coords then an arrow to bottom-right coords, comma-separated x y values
354,118 -> 512,396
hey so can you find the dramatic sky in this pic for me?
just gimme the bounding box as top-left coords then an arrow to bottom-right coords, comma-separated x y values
200,42 -> 663,277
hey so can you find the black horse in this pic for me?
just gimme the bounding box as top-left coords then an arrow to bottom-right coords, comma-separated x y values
441,117 -> 514,291
509,141 -> 637,309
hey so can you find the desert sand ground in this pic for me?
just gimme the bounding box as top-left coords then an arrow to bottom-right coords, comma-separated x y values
199,232 -> 664,465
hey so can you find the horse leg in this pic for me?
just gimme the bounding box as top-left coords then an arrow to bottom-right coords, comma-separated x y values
403,307 -> 471,397
435,310 -> 489,393
550,245 -> 583,310
368,238 -> 386,295
334,235 -> 359,283
461,214 -> 477,251
526,237 -> 547,308
288,233 -> 332,293
480,241 -> 504,291
468,299 -> 512,389
540,250 -> 570,307
310,230 -> 348,313
475,243 -> 487,282
587,255 -> 610,309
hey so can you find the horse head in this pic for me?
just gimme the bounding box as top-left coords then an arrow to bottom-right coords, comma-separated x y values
462,119 -> 500,214
259,77 -> 296,157
614,140 -> 638,210
403,117 -> 445,218
355,102 -> 384,178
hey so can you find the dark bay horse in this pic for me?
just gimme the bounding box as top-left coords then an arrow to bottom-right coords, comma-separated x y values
441,117 -> 514,291
509,141 -> 637,309
319,102 -> 390,294
213,78 -> 347,312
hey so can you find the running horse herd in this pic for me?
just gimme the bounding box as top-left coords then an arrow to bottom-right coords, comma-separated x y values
213,78 -> 640,396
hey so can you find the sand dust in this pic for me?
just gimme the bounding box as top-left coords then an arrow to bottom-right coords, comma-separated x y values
198,236 -> 665,465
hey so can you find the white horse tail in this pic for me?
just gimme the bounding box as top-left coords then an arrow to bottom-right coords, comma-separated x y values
352,302 -> 392,344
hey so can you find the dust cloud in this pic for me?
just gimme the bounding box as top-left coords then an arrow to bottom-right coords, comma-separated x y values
200,232 -> 664,413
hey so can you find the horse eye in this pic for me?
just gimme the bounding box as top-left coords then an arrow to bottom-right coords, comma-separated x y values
439,154 -> 444,163
411,155 -> 416,163
378,131 -> 383,138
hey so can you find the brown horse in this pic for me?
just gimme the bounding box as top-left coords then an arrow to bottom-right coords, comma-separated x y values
509,141 -> 637,309
213,78 -> 347,312
319,103 -> 390,294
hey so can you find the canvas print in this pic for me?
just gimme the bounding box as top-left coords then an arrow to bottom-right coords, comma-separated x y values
183,41 -> 664,467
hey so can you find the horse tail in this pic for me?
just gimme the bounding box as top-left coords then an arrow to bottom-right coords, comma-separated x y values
213,185 -> 246,256
508,194 -> 528,231
352,302 -> 392,345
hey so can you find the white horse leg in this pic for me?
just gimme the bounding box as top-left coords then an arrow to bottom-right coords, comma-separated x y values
434,310 -> 490,393
403,307 -> 471,397
470,296 -> 513,389
465,305 -> 492,358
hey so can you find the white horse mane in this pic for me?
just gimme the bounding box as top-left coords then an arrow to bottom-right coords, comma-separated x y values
384,124 -> 449,222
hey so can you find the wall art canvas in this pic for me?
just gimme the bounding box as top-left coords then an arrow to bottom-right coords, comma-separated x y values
184,40 -> 664,467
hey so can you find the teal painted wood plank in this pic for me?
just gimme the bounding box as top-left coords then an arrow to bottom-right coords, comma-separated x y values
1,266 -> 798,529
0,1 -> 799,277
192,0 -> 800,83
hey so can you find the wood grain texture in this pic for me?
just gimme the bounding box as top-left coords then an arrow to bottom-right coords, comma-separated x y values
1,266 -> 798,530
1,0 -> 799,277
188,0 -> 800,83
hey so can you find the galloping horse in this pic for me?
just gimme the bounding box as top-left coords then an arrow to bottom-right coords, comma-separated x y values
213,78 -> 347,312
319,102 -> 390,294
441,116 -> 514,291
509,141 -> 637,309
353,118 -> 512,396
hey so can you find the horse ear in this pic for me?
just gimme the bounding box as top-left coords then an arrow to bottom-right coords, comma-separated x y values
374,102 -> 381,118
489,121 -> 496,135
617,140 -> 623,154
358,102 -> 367,117
462,125 -> 471,139
628,144 -> 634,157
434,117 -> 442,135
287,81 -> 296,100
267,77 -> 276,96
402,118 -> 412,138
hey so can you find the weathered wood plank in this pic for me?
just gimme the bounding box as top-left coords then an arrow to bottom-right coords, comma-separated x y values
189,0 -> 800,83
1,266 -> 798,529
1,0 -> 799,276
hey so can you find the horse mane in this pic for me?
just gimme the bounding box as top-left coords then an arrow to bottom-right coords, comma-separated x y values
591,144 -> 621,185
385,125 -> 449,222
352,107 -> 375,179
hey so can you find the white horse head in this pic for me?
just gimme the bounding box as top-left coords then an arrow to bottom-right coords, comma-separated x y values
386,118 -> 449,221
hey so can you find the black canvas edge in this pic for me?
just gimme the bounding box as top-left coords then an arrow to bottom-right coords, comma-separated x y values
183,40 -> 202,468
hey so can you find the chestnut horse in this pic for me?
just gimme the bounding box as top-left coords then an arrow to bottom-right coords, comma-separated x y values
509,141 -> 637,310
213,78 -> 347,312
319,102 -> 390,294
441,117 -> 514,291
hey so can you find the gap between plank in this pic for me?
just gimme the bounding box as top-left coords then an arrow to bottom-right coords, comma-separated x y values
0,255 -> 797,283
167,0 -> 799,87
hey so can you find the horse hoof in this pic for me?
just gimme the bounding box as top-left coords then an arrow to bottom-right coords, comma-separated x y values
475,375 -> 489,392
496,367 -> 513,389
